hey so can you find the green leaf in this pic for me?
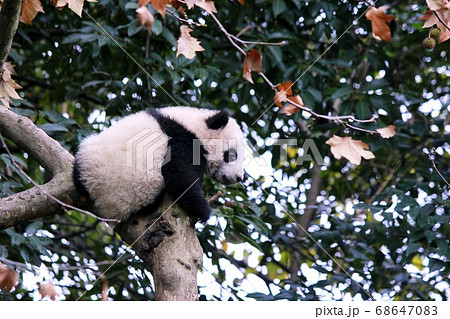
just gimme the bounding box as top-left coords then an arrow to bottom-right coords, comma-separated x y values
272,0 -> 286,16
28,237 -> 50,256
25,221 -> 43,236
0,245 -> 7,258
38,123 -> 69,134
5,228 -> 26,246
306,87 -> 322,102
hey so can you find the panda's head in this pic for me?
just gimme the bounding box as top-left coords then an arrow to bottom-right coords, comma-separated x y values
201,110 -> 245,185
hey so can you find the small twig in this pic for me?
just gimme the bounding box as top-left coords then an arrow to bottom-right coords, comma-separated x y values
233,37 -> 286,47
235,25 -> 253,38
207,190 -> 224,204
369,161 -> 402,203
258,72 -> 277,90
166,8 -> 204,26
210,11 -> 378,131
285,98 -> 378,128
342,122 -> 377,134
209,12 -> 246,55
0,134 -> 119,223
428,148 -> 450,188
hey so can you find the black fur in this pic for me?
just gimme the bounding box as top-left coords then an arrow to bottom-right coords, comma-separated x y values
148,110 -> 211,222
205,110 -> 229,130
73,157 -> 90,199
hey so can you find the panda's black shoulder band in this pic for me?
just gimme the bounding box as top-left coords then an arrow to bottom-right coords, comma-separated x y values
206,110 -> 229,130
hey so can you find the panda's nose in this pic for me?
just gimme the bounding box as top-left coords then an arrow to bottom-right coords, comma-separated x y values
236,176 -> 242,183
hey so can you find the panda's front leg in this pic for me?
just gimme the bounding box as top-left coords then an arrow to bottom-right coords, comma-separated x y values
162,165 -> 211,223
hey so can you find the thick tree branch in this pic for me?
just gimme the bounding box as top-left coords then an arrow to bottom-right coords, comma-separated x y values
115,194 -> 202,301
0,0 -> 21,68
0,106 -> 73,176
0,106 -> 81,229
0,172 -> 77,229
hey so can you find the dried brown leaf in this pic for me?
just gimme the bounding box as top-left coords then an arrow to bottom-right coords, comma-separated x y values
273,81 -> 293,107
0,263 -> 19,292
53,0 -> 96,17
420,10 -> 450,43
39,282 -> 59,301
194,0 -> 217,14
151,0 -> 171,18
376,125 -> 396,139
136,6 -> 154,34
326,135 -> 375,165
243,49 -> 262,84
176,25 -> 205,59
19,0 -> 44,25
139,0 -> 150,7
281,95 -> 304,115
1,62 -> 16,82
365,6 -> 395,42
184,0 -> 195,9
0,63 -> 22,107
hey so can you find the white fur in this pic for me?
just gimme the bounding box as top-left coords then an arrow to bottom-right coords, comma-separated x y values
158,107 -> 245,184
76,107 -> 245,221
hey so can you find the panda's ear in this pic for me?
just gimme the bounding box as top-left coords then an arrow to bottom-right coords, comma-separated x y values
206,111 -> 229,130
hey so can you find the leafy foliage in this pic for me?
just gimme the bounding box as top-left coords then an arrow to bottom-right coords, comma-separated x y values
0,0 -> 449,301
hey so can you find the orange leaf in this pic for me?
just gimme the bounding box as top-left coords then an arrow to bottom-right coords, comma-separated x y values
280,104 -> 298,116
237,0 -> 244,4
365,6 -> 395,42
39,282 -> 59,301
376,125 -> 396,139
170,0 -> 185,15
273,81 -> 293,107
326,135 -> 375,165
151,0 -> 170,18
139,0 -> 150,6
281,95 -> 304,115
0,263 -> 19,292
19,0 -> 44,25
176,25 -> 205,59
242,49 -> 262,84
136,6 -> 154,34
420,10 -> 450,43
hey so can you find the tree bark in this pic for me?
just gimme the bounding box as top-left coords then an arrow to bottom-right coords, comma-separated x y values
0,0 -> 22,68
115,195 -> 203,301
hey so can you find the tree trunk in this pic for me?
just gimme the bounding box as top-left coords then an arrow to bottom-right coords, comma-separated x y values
115,194 -> 203,301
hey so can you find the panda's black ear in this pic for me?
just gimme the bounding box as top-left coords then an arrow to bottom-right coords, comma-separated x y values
206,111 -> 229,130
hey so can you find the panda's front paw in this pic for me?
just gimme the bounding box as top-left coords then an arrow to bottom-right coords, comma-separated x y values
197,206 -> 211,223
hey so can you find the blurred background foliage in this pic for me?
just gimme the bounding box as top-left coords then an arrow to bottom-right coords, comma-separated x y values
0,0 -> 449,300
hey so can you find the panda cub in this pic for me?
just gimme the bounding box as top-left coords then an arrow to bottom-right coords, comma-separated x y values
73,107 -> 245,223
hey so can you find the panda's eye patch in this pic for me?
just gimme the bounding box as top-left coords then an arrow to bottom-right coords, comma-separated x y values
223,148 -> 238,163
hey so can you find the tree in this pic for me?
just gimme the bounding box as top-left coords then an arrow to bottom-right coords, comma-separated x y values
0,0 -> 449,301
